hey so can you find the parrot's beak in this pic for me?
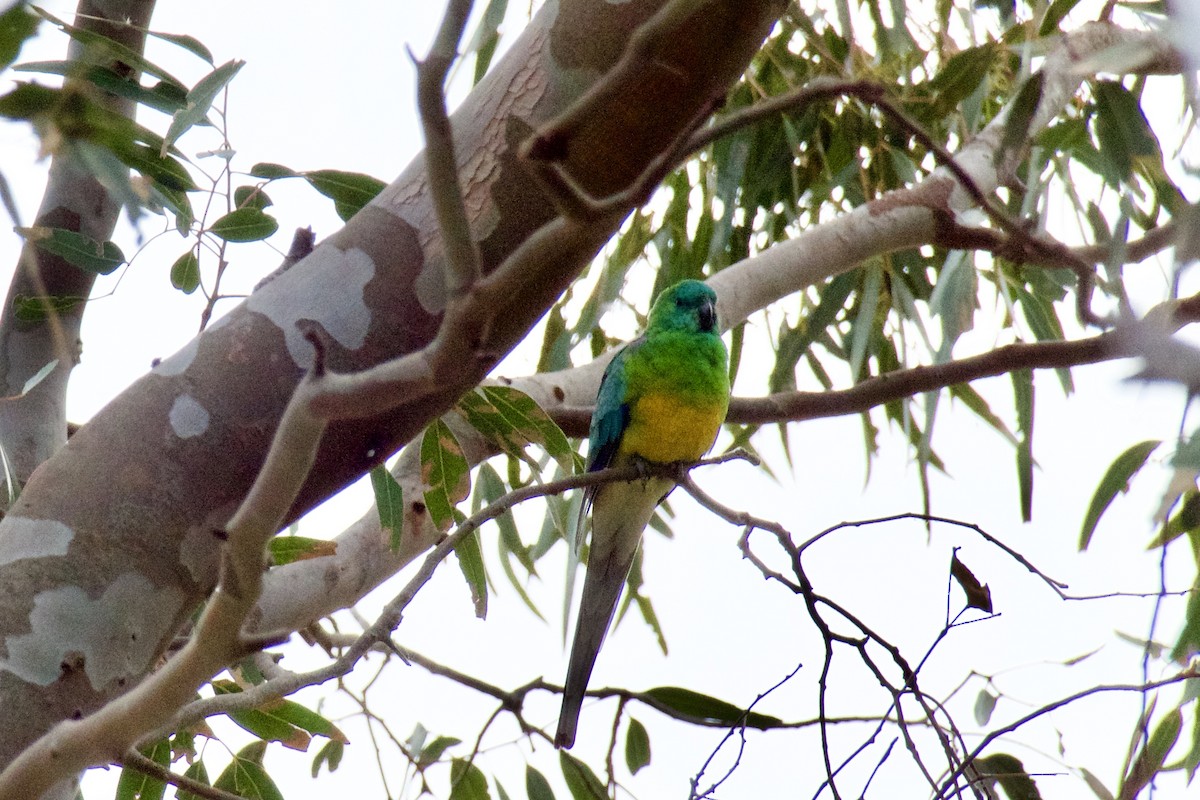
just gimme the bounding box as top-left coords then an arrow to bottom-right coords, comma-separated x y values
698,299 -> 717,332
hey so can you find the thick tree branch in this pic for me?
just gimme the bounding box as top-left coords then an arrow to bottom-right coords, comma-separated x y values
0,360 -> 329,798
0,0 -> 157,490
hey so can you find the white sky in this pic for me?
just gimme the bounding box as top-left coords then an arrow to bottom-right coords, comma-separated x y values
2,1 -> 1199,799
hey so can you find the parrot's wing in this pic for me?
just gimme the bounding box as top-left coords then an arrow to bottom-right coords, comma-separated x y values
574,338 -> 640,549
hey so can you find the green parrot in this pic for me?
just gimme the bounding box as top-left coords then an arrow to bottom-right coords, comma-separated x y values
556,279 -> 730,749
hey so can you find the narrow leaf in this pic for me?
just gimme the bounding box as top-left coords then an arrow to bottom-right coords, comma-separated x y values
21,226 -> 125,275
369,465 -> 405,551
526,766 -> 556,800
950,550 -> 993,613
1079,440 -> 1161,550
1120,709 -> 1183,800
304,169 -> 386,221
164,60 -> 245,153
421,420 -> 470,532
311,739 -> 344,778
1000,73 -> 1044,165
1012,368 -> 1035,522
18,359 -> 57,397
1094,80 -> 1160,183
625,717 -> 652,774
250,162 -> 297,179
455,530 -> 489,619
146,29 -> 214,64
644,686 -> 782,729
975,753 -> 1042,800
212,680 -> 312,751
559,751 -> 608,800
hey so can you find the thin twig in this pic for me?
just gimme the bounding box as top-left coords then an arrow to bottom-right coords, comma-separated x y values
413,0 -> 480,295
118,749 -> 243,800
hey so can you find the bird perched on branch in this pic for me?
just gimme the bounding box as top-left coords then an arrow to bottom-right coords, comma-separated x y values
556,279 -> 730,749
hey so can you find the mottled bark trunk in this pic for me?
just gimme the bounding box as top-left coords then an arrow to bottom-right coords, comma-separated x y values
0,0 -> 784,776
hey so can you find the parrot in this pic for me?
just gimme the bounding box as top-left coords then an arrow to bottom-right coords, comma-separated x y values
556,279 -> 730,749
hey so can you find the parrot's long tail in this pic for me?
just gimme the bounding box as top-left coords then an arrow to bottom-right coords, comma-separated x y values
555,539 -> 640,749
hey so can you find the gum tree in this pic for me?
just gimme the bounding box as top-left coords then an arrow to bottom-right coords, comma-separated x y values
0,1 -> 1197,798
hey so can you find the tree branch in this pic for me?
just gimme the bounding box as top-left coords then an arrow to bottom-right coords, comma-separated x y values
0,357 -> 329,798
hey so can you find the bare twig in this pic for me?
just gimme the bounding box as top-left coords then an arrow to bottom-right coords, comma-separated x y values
118,749 -> 243,800
414,0 -> 480,295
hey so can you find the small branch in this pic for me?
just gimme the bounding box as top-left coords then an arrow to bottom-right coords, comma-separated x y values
118,749 -> 243,800
935,669 -> 1200,799
163,458 -> 708,733
415,0 -> 481,296
0,363 -> 330,798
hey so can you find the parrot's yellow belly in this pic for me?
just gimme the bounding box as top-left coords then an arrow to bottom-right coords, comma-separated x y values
620,392 -> 725,464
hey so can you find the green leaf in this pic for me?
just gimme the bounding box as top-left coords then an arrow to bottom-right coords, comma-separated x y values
212,741 -> 284,800
208,208 -> 279,243
644,686 -> 783,729
1171,578 -> 1200,663
115,739 -> 170,800
1078,440 -> 1160,550
176,760 -> 212,800
416,735 -> 461,768
33,8 -> 187,92
11,293 -> 82,322
559,751 -> 608,800
450,758 -> 491,800
929,249 -> 977,354
170,251 -> 200,294
304,169 -> 387,221
949,383 -> 1019,446
421,419 -> 471,532
848,264 -> 883,379
625,717 -> 651,774
1039,0 -> 1084,35
1000,73 -> 1044,166
164,59 -> 245,153
145,29 -> 214,64
1012,368 -> 1034,523
975,753 -> 1042,800
369,465 -> 405,551
456,530 -> 489,619
21,226 -> 125,275
1121,709 -> 1183,800
234,185 -> 273,210
311,739 -> 344,778
929,42 -> 998,111
526,766 -> 556,800
1094,80 -> 1160,184
468,0 -> 509,85
250,162 -> 298,179
456,386 -> 574,471
211,680 -> 312,751
0,5 -> 41,73
268,535 -> 336,565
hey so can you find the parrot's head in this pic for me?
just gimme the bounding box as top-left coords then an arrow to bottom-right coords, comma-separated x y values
648,279 -> 719,335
